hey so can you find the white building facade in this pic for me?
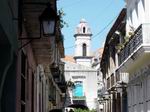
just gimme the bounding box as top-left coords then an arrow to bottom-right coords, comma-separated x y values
118,0 -> 150,112
63,19 -> 98,110
91,48 -> 104,112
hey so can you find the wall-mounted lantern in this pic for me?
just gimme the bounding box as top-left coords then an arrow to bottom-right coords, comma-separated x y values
18,2 -> 58,50
103,91 -> 111,100
39,3 -> 58,36
105,81 -> 127,93
19,3 -> 58,40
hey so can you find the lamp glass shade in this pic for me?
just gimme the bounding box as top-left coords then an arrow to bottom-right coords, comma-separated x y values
104,94 -> 110,99
116,83 -> 123,93
103,91 -> 110,99
42,20 -> 55,36
39,3 -> 57,36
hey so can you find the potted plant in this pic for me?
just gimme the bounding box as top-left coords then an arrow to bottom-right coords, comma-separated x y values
115,43 -> 124,53
67,80 -> 75,88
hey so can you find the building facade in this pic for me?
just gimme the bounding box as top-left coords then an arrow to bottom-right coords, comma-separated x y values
100,8 -> 127,112
119,0 -> 150,112
101,0 -> 150,112
0,0 -> 66,112
92,48 -> 104,112
63,19 -> 98,110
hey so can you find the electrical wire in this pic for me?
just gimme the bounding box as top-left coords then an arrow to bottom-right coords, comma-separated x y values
65,15 -> 117,49
65,45 -> 76,49
92,15 -> 117,39
63,0 -> 118,49
65,43 -> 90,49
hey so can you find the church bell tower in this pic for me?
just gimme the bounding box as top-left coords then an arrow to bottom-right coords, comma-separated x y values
74,19 -> 93,67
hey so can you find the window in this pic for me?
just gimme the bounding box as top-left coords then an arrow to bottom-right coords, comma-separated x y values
83,27 -> 86,33
83,43 -> 86,56
94,58 -> 98,62
73,81 -> 83,97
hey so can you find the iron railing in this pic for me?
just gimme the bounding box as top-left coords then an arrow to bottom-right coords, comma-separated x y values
72,96 -> 86,100
118,25 -> 142,65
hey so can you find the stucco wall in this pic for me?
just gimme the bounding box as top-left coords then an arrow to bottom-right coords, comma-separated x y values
64,61 -> 98,110
75,36 -> 91,57
127,64 -> 150,112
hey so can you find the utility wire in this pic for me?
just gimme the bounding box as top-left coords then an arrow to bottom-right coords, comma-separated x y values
65,15 -> 117,49
65,43 -> 90,49
92,15 -> 117,39
63,0 -> 117,49
65,45 -> 76,49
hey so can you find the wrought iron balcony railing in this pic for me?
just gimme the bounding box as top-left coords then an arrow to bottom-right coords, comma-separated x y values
72,96 -> 86,100
118,24 -> 143,65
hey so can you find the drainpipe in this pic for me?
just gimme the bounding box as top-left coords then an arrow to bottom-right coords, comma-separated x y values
0,48 -> 13,112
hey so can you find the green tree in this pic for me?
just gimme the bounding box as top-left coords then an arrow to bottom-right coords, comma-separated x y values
58,8 -> 68,29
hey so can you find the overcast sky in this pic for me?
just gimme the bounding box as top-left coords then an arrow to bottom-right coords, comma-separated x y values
57,0 -> 125,55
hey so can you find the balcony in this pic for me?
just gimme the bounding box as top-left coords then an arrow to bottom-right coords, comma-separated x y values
118,24 -> 150,72
115,69 -> 129,84
72,96 -> 86,100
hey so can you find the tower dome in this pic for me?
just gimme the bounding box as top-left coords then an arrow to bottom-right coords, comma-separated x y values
74,19 -> 92,36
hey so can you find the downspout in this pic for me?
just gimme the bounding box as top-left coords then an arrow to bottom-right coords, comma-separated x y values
0,48 -> 13,112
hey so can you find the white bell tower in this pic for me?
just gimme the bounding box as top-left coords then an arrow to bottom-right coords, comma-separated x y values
74,19 -> 93,67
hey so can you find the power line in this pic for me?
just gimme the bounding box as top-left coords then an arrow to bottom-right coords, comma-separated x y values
63,0 -> 118,49
65,44 -> 89,49
92,15 -> 117,39
65,45 -> 76,49
65,16 -> 117,49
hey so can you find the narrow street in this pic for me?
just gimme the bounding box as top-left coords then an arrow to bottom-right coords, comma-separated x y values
0,0 -> 150,112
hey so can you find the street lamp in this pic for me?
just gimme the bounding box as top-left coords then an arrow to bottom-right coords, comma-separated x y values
115,83 -> 125,93
102,91 -> 110,100
18,2 -> 58,50
108,81 -> 127,93
39,3 -> 57,36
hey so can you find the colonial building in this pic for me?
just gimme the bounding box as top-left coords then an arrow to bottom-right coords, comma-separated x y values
92,48 -> 104,112
0,0 -> 66,112
63,19 -> 98,110
100,8 -> 127,112
101,0 -> 150,112
119,0 -> 150,112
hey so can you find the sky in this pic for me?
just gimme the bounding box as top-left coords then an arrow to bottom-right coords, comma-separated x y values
57,0 -> 125,55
